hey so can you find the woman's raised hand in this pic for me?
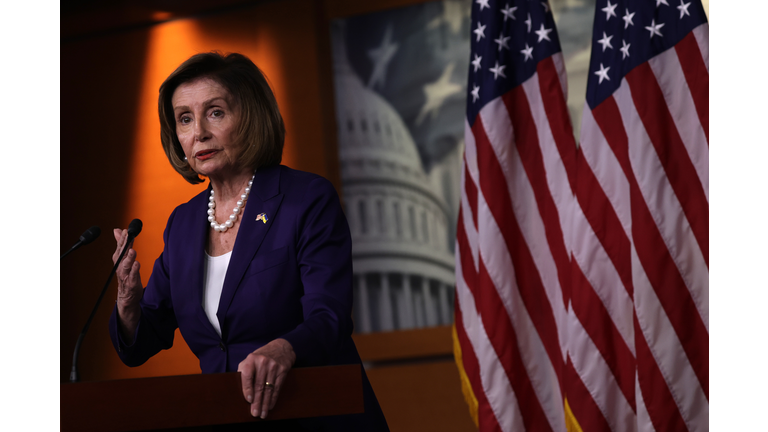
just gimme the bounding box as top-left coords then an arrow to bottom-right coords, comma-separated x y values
113,228 -> 143,342
238,338 -> 296,419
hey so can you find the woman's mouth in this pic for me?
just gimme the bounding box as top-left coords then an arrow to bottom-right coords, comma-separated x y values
195,150 -> 219,161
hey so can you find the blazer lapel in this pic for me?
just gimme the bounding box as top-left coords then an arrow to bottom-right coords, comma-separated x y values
216,166 -> 284,337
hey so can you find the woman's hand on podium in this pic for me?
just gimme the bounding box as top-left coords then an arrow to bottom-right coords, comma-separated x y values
238,338 -> 296,419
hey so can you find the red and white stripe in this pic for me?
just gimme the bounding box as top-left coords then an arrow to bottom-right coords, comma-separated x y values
577,22 -> 710,432
454,22 -> 709,432
456,53 -> 574,432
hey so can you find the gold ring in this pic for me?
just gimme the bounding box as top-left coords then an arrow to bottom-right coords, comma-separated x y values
264,382 -> 274,388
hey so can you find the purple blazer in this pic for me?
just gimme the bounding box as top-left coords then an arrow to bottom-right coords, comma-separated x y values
109,165 -> 388,430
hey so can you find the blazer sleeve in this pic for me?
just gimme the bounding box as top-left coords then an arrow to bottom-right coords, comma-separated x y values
278,176 -> 354,366
108,208 -> 179,366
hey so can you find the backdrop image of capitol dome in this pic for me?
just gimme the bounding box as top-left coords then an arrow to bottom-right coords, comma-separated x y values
330,1 -> 472,333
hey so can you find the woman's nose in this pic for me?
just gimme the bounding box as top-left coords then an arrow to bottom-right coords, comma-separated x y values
194,119 -> 211,142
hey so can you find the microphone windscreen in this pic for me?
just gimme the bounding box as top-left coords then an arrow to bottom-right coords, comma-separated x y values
127,219 -> 143,238
79,226 -> 101,245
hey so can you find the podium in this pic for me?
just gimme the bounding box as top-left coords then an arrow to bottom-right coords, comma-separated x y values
60,364 -> 364,431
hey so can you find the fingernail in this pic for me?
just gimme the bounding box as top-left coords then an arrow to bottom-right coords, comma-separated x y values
246,395 -> 252,403
252,409 -> 259,417
260,411 -> 267,419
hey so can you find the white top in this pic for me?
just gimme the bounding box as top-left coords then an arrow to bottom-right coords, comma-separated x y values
202,251 -> 233,337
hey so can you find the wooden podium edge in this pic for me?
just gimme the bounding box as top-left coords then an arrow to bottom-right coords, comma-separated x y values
61,364 -> 364,432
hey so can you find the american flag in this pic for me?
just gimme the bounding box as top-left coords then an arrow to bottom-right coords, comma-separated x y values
453,0 -> 709,430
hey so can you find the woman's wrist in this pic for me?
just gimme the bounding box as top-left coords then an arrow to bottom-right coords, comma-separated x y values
117,302 -> 141,343
273,338 -> 297,366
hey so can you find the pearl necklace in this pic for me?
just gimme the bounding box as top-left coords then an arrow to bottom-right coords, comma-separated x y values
207,173 -> 255,233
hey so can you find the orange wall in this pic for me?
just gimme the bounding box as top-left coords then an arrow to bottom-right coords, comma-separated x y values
61,0 -> 335,383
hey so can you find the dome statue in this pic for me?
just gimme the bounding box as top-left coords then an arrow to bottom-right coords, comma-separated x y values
332,22 -> 456,333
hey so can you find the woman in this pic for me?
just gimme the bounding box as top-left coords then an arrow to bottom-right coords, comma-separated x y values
109,52 -> 389,431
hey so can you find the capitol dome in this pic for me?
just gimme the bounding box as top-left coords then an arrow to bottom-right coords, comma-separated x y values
332,22 -> 456,333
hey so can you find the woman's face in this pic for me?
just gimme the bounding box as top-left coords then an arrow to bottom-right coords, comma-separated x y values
172,78 -> 243,181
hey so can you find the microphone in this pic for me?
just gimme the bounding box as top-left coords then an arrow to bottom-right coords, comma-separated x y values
127,219 -> 143,239
70,218 -> 143,383
60,226 -> 101,260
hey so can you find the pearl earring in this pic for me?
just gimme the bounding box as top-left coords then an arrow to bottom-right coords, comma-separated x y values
184,156 -> 188,161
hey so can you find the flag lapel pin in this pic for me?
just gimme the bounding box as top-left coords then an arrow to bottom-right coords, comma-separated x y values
256,213 -> 268,224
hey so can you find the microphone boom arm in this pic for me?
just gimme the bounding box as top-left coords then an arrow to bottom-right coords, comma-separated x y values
70,227 -> 138,383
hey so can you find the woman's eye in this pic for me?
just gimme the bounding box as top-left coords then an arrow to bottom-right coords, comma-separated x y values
211,109 -> 224,118
178,115 -> 191,124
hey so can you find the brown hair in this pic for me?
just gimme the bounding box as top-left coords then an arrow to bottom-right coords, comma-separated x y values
158,52 -> 285,184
